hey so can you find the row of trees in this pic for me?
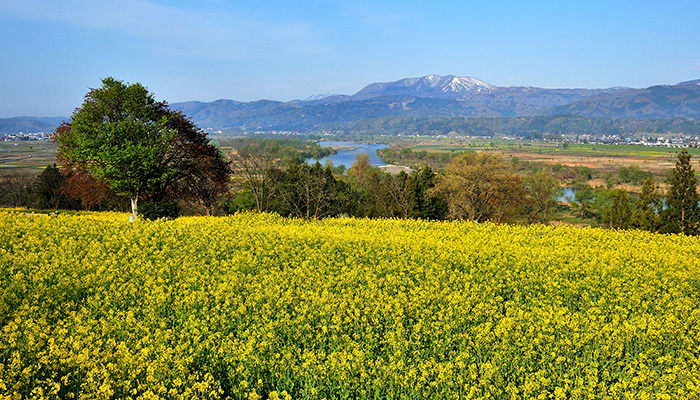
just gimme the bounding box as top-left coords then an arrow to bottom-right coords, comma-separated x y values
227,149 -> 447,220
7,142 -> 696,235
568,150 -> 700,234
228,148 -> 563,224
228,144 -> 700,235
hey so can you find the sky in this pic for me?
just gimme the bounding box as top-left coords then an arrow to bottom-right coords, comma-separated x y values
2,0 -> 700,117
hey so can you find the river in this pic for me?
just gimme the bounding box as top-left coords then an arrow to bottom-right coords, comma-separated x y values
308,142 -> 389,168
558,187 -> 579,202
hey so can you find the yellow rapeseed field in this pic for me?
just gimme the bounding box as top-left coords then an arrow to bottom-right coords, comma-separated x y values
1,210 -> 699,399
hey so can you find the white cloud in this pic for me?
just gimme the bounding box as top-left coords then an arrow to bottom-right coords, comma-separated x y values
0,0 -> 328,60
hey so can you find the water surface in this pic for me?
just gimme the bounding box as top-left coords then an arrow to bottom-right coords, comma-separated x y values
308,142 -> 389,168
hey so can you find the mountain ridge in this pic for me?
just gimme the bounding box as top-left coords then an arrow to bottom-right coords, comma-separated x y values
170,75 -> 700,131
3,75 -> 700,135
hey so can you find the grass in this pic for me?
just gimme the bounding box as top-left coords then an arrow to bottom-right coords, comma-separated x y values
410,140 -> 700,158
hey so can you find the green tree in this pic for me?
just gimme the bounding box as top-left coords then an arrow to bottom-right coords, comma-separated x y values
32,164 -> 75,210
630,178 -> 662,232
588,187 -> 615,225
609,189 -> 632,229
410,165 -> 448,220
523,169 -> 562,223
573,185 -> 595,218
573,166 -> 593,185
662,149 -> 700,234
55,77 -> 229,219
618,165 -> 653,185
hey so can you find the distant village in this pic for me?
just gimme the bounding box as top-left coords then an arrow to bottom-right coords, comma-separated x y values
560,133 -> 699,148
1,131 -> 52,141
2,129 -> 699,149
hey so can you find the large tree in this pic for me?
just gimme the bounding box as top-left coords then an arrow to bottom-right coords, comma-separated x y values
54,77 -> 229,218
663,149 -> 700,235
431,152 -> 526,223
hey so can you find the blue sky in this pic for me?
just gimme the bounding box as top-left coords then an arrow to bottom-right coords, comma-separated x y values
2,0 -> 700,117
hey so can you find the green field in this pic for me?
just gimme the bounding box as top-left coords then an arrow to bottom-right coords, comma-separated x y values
2,210 -> 699,399
410,140 -> 700,158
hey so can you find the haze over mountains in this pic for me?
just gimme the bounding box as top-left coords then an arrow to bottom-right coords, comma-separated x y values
3,75 -> 700,135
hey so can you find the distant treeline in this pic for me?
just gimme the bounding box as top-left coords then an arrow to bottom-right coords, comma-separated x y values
342,115 -> 700,138
378,146 -> 657,187
222,140 -> 700,235
4,139 -> 699,235
218,137 -> 336,161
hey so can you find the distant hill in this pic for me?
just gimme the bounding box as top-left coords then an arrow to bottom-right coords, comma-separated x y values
309,75 -> 627,115
0,117 -> 65,135
546,80 -> 700,119
347,75 -> 626,112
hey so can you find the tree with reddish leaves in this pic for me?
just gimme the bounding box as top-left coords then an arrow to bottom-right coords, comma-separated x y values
55,121 -> 123,210
160,108 -> 231,215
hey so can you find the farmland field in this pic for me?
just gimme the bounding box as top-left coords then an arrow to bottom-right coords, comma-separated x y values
407,139 -> 699,181
0,141 -> 58,170
1,210 -> 700,399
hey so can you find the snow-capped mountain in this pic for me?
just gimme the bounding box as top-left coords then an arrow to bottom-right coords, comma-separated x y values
353,74 -> 495,100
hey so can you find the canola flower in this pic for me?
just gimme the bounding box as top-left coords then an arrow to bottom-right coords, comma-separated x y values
0,209 -> 699,399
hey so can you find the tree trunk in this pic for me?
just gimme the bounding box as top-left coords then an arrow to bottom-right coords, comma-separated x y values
131,195 -> 139,221
681,206 -> 685,234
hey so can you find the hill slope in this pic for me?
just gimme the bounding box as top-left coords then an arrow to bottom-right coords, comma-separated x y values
0,116 -> 65,135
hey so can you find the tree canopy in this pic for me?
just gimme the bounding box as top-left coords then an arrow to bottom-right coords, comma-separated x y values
431,152 -> 526,223
663,149 -> 700,235
55,77 -> 230,218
